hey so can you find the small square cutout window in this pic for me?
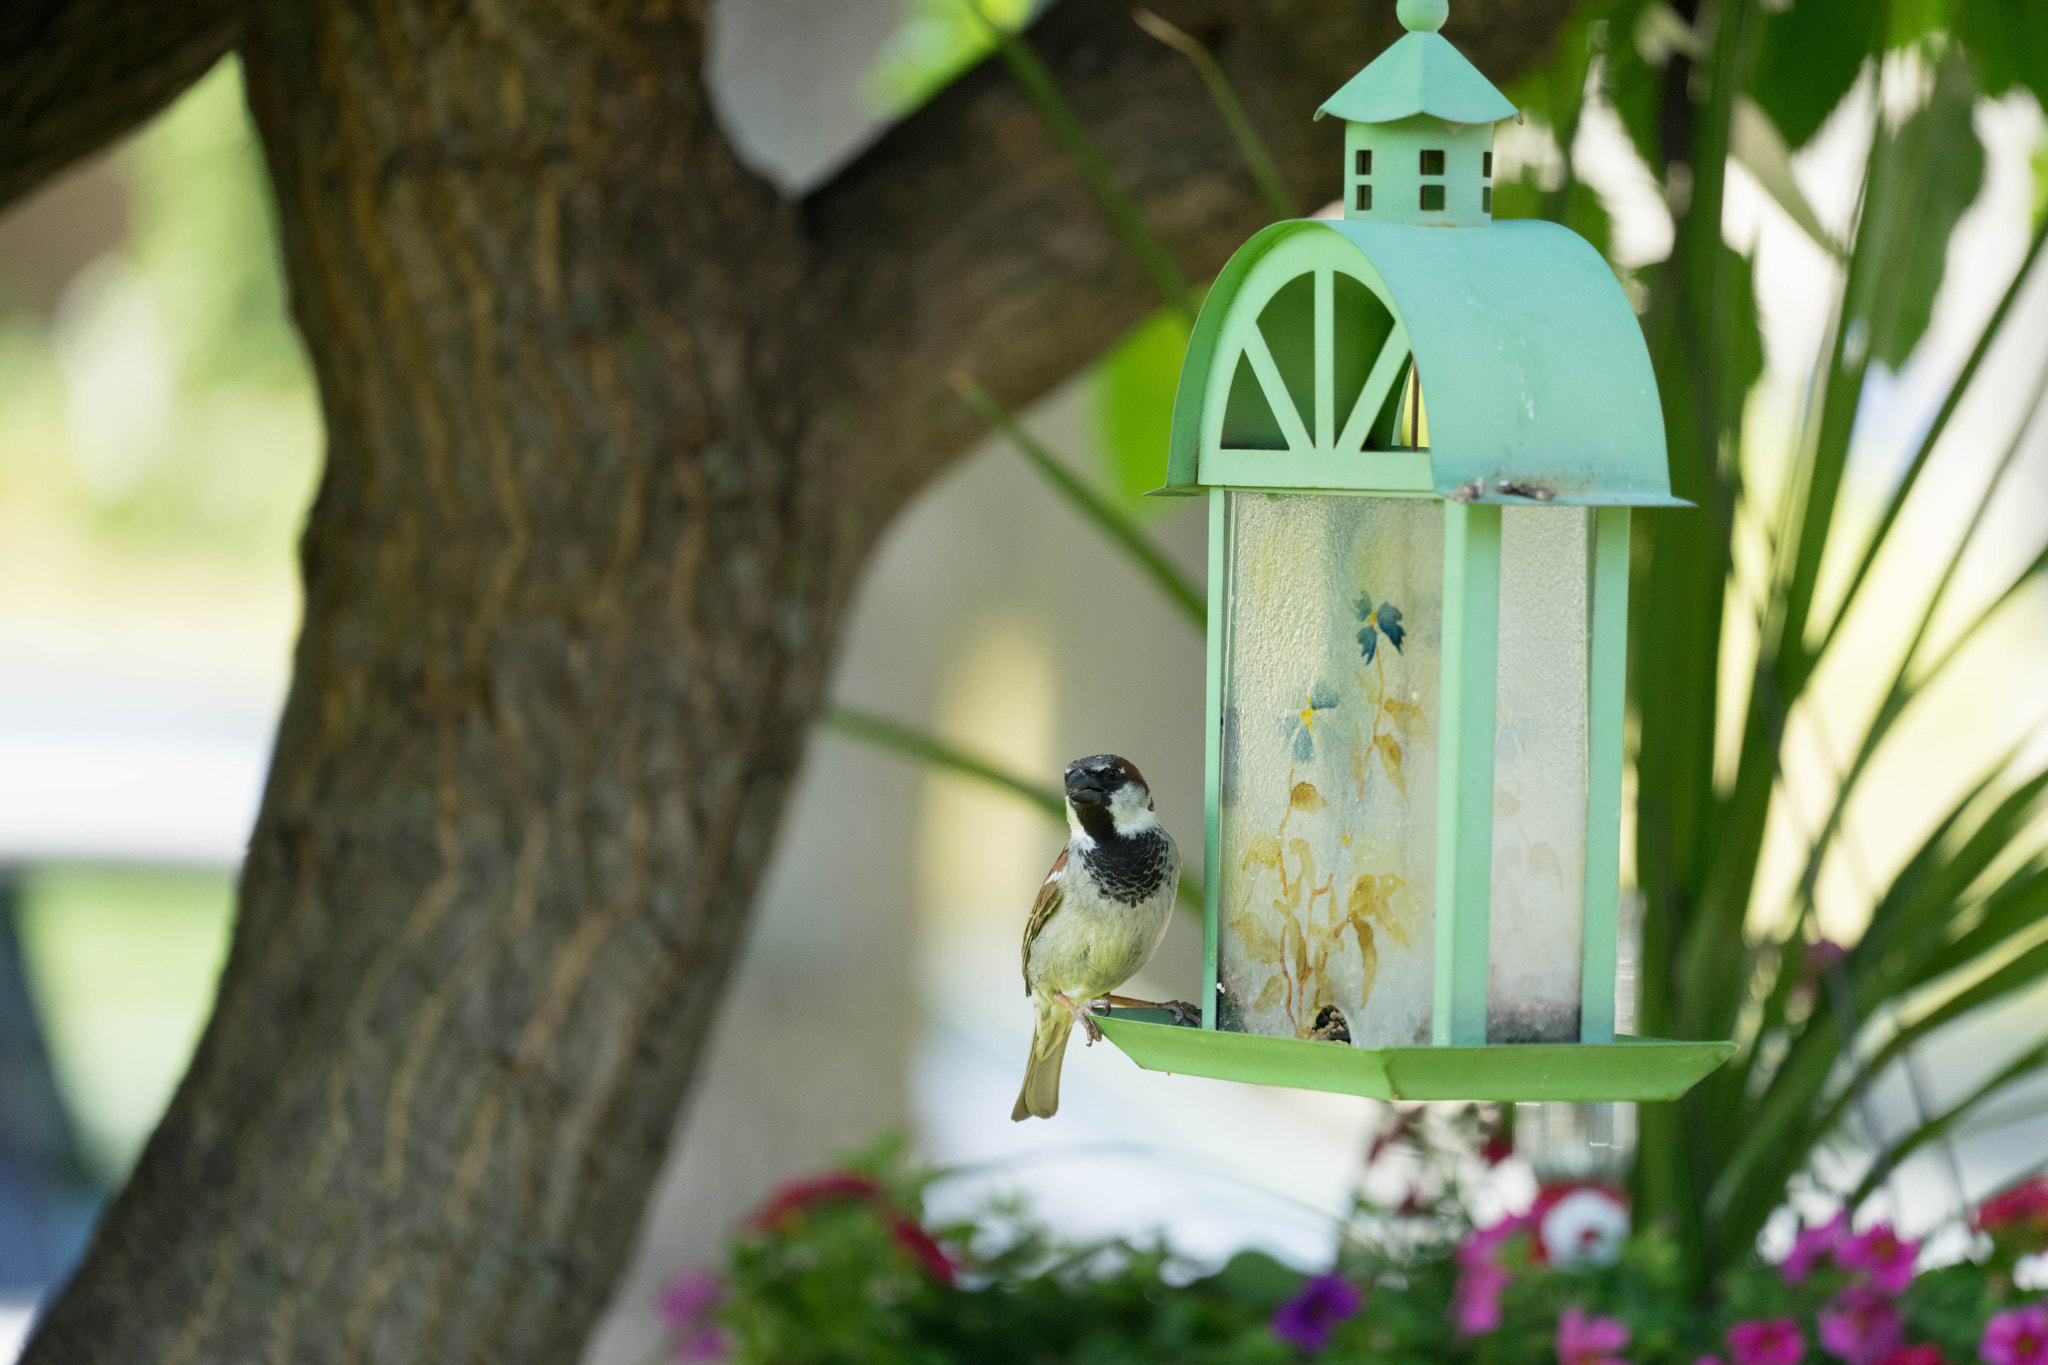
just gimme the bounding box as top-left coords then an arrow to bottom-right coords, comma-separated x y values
1420,184 -> 1445,211
1356,183 -> 1373,211
1482,186 -> 1492,213
1420,149 -> 1445,175
1483,151 -> 1493,178
1355,149 -> 1372,176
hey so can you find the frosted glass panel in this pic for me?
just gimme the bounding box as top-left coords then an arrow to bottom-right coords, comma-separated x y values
1488,506 -> 1591,1042
1217,494 -> 1440,1046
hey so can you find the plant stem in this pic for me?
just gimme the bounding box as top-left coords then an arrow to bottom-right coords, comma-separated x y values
1132,10 -> 1297,221
952,372 -> 1205,627
819,705 -> 1204,913
963,0 -> 1197,321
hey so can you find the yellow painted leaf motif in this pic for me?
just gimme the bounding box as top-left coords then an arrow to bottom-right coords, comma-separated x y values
1384,697 -> 1428,734
1373,732 -> 1407,798
1231,909 -> 1283,965
1350,724 -> 1367,792
1529,841 -> 1564,888
1285,916 -> 1309,984
1252,973 -> 1287,1013
1290,781 -> 1326,814
1357,918 -> 1379,1006
1495,789 -> 1522,819
1347,873 -> 1409,948
1242,832 -> 1283,870
1288,839 -> 1316,896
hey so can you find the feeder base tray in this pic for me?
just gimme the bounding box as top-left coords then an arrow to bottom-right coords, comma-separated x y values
1094,1013 -> 1733,1102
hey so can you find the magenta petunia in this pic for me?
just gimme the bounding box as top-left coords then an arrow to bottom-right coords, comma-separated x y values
658,1270 -> 726,1361
1818,1285 -> 1902,1365
1875,1347 -> 1947,1365
1982,1305 -> 2048,1365
1451,1213 -> 1532,1337
659,1271 -> 721,1332
1555,1305 -> 1632,1365
1977,1180 -> 2048,1254
1784,1211 -> 1848,1284
748,1170 -> 886,1230
1271,1274 -> 1364,1352
1453,1262 -> 1510,1335
1728,1317 -> 1807,1365
1837,1223 -> 1919,1295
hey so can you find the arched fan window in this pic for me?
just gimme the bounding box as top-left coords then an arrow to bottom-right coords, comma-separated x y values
1206,236 -> 1426,462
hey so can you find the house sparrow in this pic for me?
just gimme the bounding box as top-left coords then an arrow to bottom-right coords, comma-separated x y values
1013,754 -> 1198,1122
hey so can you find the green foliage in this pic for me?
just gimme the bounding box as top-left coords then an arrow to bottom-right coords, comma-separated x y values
1582,0 -> 2048,1291
696,1136 -> 2048,1364
1956,0 -> 2048,108
866,0 -> 1039,115
1751,0 -> 1884,149
0,56 -> 318,574
847,0 -> 2048,1301
1849,49 -> 1986,369
1092,309 -> 1193,511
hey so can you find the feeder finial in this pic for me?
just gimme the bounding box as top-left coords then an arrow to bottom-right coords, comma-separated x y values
1397,0 -> 1449,33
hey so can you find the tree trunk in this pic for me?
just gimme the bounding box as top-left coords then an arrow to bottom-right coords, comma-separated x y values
7,0 -> 1575,1359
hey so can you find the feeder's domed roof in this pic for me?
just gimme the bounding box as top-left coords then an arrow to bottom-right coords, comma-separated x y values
1315,3 -> 1517,127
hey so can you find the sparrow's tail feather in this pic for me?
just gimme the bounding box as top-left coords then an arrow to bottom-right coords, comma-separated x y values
1011,1008 -> 1074,1121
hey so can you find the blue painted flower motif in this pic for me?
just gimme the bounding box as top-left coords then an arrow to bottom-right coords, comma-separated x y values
1354,594 -> 1406,664
1271,1273 -> 1363,1352
1281,683 -> 1341,763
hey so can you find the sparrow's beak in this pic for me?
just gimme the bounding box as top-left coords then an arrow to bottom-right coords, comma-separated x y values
1065,777 -> 1111,806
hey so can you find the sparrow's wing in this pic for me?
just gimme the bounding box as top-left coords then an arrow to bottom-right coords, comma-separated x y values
1020,847 -> 1068,992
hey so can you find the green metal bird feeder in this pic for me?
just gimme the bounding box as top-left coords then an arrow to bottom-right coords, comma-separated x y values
1096,0 -> 1732,1103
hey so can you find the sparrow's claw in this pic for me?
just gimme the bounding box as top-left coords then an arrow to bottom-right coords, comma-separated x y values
1164,999 -> 1202,1027
1054,991 -> 1105,1044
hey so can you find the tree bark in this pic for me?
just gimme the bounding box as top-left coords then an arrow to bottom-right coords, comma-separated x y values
10,0 -> 1574,1360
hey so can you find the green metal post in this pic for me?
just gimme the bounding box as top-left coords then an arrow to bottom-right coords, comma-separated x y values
1434,500 -> 1501,1045
1580,507 -> 1631,1043
1203,488 -> 1228,1030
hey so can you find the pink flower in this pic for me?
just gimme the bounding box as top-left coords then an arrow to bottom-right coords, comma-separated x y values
1535,1184 -> 1631,1268
1837,1223 -> 1919,1295
1876,1348 -> 1946,1365
1818,1285 -> 1902,1364
1785,1212 -> 1848,1284
658,1271 -> 725,1361
1976,1180 -> 2048,1251
885,1214 -> 957,1284
1556,1306 -> 1632,1365
748,1170 -> 886,1229
1453,1263 -> 1511,1335
1452,1214 -> 1533,1336
1982,1305 -> 2048,1365
1697,1358 -> 1727,1365
1728,1317 -> 1807,1365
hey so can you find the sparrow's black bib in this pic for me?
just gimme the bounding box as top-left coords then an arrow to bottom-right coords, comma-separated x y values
1078,827 -> 1174,907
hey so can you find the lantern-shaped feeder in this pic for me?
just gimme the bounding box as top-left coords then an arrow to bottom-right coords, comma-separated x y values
1094,0 -> 1733,1103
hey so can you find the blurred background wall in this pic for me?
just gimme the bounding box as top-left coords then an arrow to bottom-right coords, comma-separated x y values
0,2 -> 2044,1363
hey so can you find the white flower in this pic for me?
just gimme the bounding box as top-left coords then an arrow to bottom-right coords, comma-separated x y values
1539,1187 -> 1630,1267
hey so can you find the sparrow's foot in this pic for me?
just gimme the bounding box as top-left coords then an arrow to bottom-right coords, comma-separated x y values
1054,992 -> 1104,1045
1100,994 -> 1203,1027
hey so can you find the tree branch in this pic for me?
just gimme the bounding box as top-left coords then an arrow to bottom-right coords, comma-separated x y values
802,0 -> 1576,515
0,0 -> 241,212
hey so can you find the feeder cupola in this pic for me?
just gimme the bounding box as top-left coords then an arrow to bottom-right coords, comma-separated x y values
1317,0 -> 1516,226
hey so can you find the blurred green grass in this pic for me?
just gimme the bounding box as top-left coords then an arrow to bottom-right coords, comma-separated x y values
17,869 -> 233,1184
